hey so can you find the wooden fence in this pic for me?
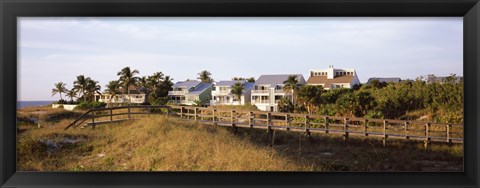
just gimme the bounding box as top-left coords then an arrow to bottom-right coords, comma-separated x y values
65,105 -> 463,147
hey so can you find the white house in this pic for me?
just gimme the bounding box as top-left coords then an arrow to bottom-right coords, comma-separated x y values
306,65 -> 360,89
168,81 -> 213,106
210,80 -> 254,106
95,86 -> 146,104
251,74 -> 306,112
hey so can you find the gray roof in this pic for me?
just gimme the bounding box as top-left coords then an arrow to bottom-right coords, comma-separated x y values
215,80 -> 245,87
187,83 -> 213,95
172,81 -> 201,90
255,74 -> 306,87
427,76 -> 463,84
367,77 -> 401,84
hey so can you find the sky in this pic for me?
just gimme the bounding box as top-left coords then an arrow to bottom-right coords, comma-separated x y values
18,17 -> 463,101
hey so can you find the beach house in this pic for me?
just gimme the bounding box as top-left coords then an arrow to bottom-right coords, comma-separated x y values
95,86 -> 146,104
210,80 -> 254,106
168,81 -> 213,106
251,74 -> 306,112
306,65 -> 360,89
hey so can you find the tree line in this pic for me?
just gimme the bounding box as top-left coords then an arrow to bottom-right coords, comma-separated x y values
278,74 -> 463,124
52,68 -> 253,107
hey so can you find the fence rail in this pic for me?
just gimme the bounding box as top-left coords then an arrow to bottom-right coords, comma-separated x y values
65,105 -> 464,147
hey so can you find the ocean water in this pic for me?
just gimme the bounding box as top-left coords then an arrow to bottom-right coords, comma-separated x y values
17,101 -> 55,109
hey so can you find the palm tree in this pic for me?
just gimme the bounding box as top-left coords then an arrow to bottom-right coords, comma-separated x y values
138,76 -> 152,101
283,75 -> 299,103
65,88 -> 77,103
296,85 -> 323,114
148,72 -> 164,92
85,79 -> 101,102
117,67 -> 140,106
230,82 -> 245,104
73,75 -> 89,102
157,75 -> 174,97
105,80 -> 120,107
197,70 -> 213,83
52,82 -> 68,100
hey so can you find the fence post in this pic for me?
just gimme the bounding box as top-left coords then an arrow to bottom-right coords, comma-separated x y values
231,110 -> 235,126
180,107 -> 184,119
248,111 -> 253,128
267,112 -> 272,128
212,109 -> 217,125
383,120 -> 388,147
447,124 -> 451,143
166,107 -> 170,117
231,110 -> 237,134
404,121 -> 409,137
424,123 -> 430,149
91,111 -> 95,129
194,107 -> 198,121
286,114 -> 290,131
110,109 -> 113,122
267,112 -> 274,147
305,115 -> 310,140
128,105 -> 131,120
364,119 -> 368,136
325,116 -> 330,134
344,117 -> 349,142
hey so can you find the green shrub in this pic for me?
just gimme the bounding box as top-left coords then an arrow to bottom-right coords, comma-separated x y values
74,102 -> 107,110
55,99 -> 68,104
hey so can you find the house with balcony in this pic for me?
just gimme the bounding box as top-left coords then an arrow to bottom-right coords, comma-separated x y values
306,65 -> 360,89
251,74 -> 306,112
168,81 -> 213,106
210,80 -> 254,106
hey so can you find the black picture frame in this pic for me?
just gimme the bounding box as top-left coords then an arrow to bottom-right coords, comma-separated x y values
1,0 -> 479,187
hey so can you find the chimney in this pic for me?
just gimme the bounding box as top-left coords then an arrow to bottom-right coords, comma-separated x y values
327,65 -> 334,79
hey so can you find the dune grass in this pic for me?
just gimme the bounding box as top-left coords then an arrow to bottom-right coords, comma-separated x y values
17,108 -> 463,172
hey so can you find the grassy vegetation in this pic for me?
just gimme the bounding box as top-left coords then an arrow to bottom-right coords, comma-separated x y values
17,107 -> 463,171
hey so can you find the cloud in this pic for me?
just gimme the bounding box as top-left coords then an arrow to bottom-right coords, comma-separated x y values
17,17 -> 462,100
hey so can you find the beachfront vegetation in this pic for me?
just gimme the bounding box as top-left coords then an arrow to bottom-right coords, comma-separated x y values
230,82 -> 244,102
53,67 -> 175,108
280,74 -> 463,124
51,82 -> 68,100
197,70 -> 214,83
232,77 -> 255,82
117,67 -> 140,105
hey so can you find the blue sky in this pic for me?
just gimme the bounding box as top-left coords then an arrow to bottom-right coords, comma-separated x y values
18,17 -> 463,101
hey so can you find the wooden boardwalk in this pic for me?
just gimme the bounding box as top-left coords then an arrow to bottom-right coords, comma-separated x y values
65,105 -> 463,148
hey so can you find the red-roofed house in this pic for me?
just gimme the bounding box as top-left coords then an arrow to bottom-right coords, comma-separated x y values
306,65 -> 360,89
